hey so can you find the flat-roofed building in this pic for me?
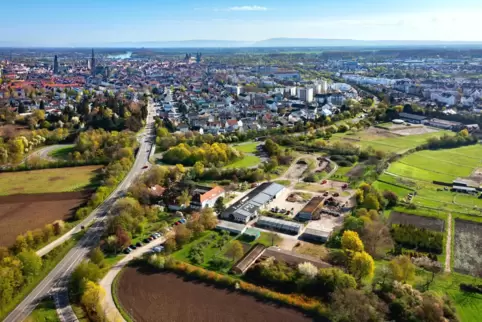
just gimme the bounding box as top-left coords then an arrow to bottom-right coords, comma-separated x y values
221,182 -> 285,223
297,196 -> 324,220
301,228 -> 331,242
256,216 -> 302,235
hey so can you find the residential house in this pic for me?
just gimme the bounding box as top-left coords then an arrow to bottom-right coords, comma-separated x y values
190,186 -> 225,210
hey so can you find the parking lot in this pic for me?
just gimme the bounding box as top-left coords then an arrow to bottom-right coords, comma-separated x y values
306,212 -> 344,232
265,188 -> 311,218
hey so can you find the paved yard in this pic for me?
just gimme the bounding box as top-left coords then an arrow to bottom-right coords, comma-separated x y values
306,213 -> 344,232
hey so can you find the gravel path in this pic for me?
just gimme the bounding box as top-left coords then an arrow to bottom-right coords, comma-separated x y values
445,213 -> 452,273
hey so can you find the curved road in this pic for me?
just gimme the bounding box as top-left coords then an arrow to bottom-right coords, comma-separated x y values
26,144 -> 73,163
3,102 -> 157,322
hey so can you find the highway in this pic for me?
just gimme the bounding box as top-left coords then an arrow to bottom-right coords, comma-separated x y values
3,101 -> 157,322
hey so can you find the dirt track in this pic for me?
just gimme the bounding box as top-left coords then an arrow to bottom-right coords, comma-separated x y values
0,191 -> 89,247
117,266 -> 313,322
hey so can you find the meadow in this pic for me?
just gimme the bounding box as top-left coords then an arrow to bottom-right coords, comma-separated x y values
0,165 -> 102,195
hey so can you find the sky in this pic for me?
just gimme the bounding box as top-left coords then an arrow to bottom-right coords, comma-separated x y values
3,0 -> 482,46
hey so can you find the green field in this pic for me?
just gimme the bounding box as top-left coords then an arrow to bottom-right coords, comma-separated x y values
232,142 -> 259,153
223,155 -> 261,169
28,299 -> 60,322
0,165 -> 102,195
323,129 -> 452,154
49,145 -> 75,160
375,145 -> 482,216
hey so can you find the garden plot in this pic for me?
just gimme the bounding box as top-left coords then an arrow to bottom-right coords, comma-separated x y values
453,219 -> 482,276
388,211 -> 445,232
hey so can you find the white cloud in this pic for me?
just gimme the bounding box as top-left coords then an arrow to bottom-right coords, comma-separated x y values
227,5 -> 268,11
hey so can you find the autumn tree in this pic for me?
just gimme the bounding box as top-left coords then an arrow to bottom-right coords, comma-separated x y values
349,251 -> 375,283
361,220 -> 393,258
199,207 -> 218,229
174,225 -> 193,246
89,247 -> 105,267
164,238 -> 177,254
341,230 -> 364,253
115,227 -> 131,250
389,255 -> 415,283
81,281 -> 106,321
228,240 -> 244,261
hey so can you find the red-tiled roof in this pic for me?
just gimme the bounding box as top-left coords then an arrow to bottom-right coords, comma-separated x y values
226,119 -> 238,126
200,186 -> 224,203
149,185 -> 166,197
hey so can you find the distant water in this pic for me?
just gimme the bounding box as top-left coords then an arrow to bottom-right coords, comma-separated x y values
107,51 -> 132,59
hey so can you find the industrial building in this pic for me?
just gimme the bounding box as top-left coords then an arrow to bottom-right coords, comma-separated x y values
297,196 -> 325,220
256,216 -> 302,235
215,220 -> 247,235
301,228 -> 331,242
221,182 -> 285,223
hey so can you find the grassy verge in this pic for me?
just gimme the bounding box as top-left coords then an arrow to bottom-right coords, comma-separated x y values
27,298 -> 60,322
0,233 -> 82,320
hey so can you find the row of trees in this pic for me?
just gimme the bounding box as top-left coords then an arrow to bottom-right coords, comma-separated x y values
390,224 -> 444,254
162,142 -> 242,167
422,130 -> 477,150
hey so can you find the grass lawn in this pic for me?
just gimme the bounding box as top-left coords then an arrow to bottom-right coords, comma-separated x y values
332,164 -> 357,182
28,298 -> 60,322
223,155 -> 261,169
273,179 -> 291,186
49,145 -> 75,160
0,165 -> 102,195
232,142 -> 259,153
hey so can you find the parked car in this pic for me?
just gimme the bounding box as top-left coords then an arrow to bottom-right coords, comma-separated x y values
180,218 -> 187,224
129,244 -> 137,250
136,242 -> 143,247
143,238 -> 150,243
342,183 -> 348,189
142,165 -> 148,169
123,248 -> 132,254
321,180 -> 327,184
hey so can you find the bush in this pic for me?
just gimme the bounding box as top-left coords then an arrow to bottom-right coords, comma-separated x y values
460,283 -> 482,294
390,224 -> 443,254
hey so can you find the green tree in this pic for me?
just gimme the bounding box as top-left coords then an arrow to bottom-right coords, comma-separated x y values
214,197 -> 225,214
89,247 -> 105,267
177,189 -> 191,208
193,161 -> 205,177
199,207 -> 218,229
363,193 -> 380,210
17,250 -> 42,279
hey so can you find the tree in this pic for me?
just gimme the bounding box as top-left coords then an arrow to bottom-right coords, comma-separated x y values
174,225 -> 192,246
330,288 -> 385,322
312,267 -> 357,299
106,235 -> 119,254
297,262 -> 319,280
383,190 -> 398,208
81,281 -> 106,321
164,238 -> 177,254
193,161 -> 204,177
115,227 -> 131,251
177,189 -> 191,208
349,251 -> 375,283
13,234 -> 29,254
341,230 -> 364,253
89,247 -> 105,267
361,221 -> 393,258
17,251 -> 42,279
412,257 -> 442,291
363,193 -> 380,210
199,207 -> 218,229
228,240 -> 244,261
214,197 -> 225,214
71,261 -> 103,299
389,255 -> 415,283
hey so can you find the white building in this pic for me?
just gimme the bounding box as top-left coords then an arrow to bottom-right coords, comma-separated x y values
297,87 -> 314,103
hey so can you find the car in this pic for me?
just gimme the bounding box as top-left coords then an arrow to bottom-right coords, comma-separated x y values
143,238 -> 150,243
123,248 -> 132,254
148,236 -> 154,241
174,222 -> 180,226
129,244 -> 137,250
80,225 -> 85,230
142,165 -> 148,169
321,180 -> 327,184
342,184 -> 348,189
136,242 -> 143,247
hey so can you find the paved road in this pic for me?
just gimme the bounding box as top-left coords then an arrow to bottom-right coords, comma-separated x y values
3,102 -> 157,322
25,144 -> 73,163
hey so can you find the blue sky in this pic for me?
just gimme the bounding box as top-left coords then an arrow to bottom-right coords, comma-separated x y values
3,0 -> 482,45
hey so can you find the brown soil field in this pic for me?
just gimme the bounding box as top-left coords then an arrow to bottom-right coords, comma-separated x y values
117,266 -> 314,322
388,212 -> 445,232
0,191 -> 89,247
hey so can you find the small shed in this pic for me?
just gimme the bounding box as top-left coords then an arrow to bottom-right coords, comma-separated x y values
243,228 -> 261,241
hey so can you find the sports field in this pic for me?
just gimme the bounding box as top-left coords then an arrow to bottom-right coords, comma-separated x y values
0,165 -> 102,195
232,141 -> 259,153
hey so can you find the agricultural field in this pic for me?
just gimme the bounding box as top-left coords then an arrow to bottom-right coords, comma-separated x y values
117,266 -> 311,322
0,165 -> 102,195
453,219 -> 482,276
223,155 -> 261,169
322,126 -> 451,154
375,145 -> 482,215
388,211 -> 445,232
0,191 -> 88,247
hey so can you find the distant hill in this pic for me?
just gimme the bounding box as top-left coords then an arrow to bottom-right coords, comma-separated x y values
101,40 -> 254,48
252,38 -> 482,47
